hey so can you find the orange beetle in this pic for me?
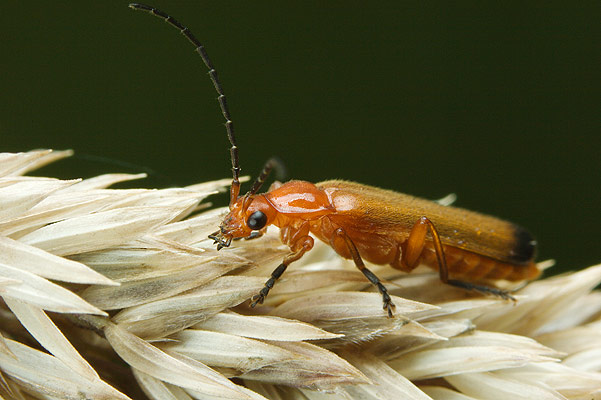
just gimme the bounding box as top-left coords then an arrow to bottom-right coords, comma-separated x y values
131,4 -> 540,317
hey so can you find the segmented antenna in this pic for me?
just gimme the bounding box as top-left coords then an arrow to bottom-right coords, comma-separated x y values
129,3 -> 241,204
246,157 -> 286,197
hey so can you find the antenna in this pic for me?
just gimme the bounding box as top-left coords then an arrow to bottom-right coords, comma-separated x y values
129,3 -> 241,204
246,157 -> 286,197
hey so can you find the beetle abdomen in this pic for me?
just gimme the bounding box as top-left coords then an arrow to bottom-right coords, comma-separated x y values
417,244 -> 541,282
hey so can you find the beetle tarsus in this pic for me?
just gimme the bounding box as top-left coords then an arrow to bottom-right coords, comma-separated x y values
249,293 -> 264,308
382,293 -> 395,318
447,279 -> 516,301
250,263 -> 287,307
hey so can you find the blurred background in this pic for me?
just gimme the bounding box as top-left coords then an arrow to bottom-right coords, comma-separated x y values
1,2 -> 599,273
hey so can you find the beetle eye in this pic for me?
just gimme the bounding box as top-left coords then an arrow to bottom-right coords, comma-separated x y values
247,210 -> 267,230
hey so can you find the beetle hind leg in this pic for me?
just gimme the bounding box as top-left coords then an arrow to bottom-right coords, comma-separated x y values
447,279 -> 515,301
402,216 -> 514,301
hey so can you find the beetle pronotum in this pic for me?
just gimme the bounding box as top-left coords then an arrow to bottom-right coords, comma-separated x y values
130,4 -> 540,317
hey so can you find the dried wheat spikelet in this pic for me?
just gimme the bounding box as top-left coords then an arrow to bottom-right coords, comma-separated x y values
0,149 -> 600,400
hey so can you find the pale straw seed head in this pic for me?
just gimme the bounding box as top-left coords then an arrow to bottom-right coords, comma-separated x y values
0,150 -> 600,399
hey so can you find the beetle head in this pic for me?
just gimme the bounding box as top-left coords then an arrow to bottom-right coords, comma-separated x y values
209,194 -> 277,250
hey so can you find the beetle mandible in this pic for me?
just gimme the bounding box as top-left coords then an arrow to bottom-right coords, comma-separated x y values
130,4 -> 540,317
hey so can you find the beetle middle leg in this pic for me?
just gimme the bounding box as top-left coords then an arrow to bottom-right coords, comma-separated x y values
333,228 -> 395,317
401,216 -> 514,300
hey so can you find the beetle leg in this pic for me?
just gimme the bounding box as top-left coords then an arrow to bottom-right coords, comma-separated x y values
443,279 -> 515,300
333,228 -> 395,317
244,231 -> 263,240
232,230 -> 264,241
402,216 -> 514,300
250,235 -> 314,307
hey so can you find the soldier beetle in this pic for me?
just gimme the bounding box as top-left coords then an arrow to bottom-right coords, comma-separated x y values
130,4 -> 540,317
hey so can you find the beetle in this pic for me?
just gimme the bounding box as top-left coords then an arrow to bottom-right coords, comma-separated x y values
130,4 -> 540,317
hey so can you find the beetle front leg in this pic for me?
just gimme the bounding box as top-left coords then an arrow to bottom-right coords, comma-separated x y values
232,230 -> 264,241
244,231 -> 263,240
333,228 -> 395,317
250,235 -> 314,307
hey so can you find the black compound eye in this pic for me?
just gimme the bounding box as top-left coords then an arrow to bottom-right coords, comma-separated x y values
247,210 -> 267,230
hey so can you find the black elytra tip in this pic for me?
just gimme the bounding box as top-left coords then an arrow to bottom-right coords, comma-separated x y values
510,225 -> 537,264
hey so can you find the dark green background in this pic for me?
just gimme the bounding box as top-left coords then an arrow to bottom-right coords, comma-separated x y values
2,2 -> 600,273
